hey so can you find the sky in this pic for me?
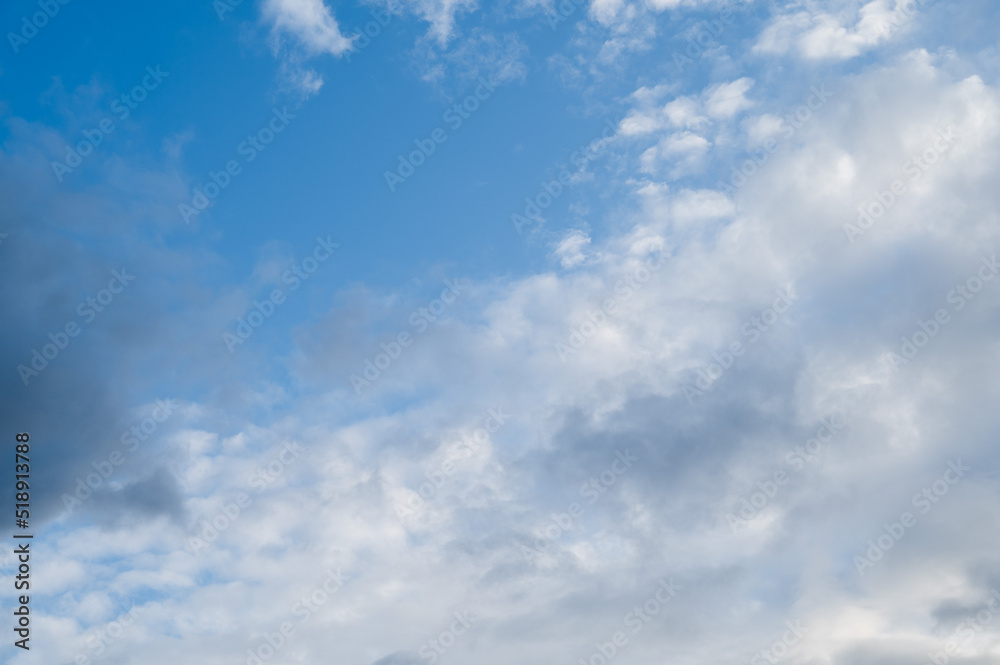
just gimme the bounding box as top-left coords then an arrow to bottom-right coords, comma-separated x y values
2,0 -> 1000,663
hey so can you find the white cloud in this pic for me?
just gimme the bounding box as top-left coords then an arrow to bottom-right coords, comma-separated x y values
257,0 -> 354,95
554,230 -> 594,268
589,0 -> 627,25
663,97 -> 709,130
389,0 -> 478,46
620,96 -> 707,136
704,77 -> 755,118
619,78 -> 752,144
639,131 -> 711,175
262,0 -> 354,57
642,0 -> 715,12
618,78 -> 759,176
415,29 -> 528,86
754,0 -> 932,60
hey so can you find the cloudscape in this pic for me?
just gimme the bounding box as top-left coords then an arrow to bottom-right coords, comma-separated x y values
2,0 -> 1000,664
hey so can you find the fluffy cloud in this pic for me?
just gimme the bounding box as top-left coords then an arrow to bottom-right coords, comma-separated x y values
262,0 -> 355,56
754,0 -> 934,60
8,5 -> 1000,665
554,229 -> 594,268
259,0 -> 355,95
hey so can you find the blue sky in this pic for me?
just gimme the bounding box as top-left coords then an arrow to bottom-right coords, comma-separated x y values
3,0 -> 1000,664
